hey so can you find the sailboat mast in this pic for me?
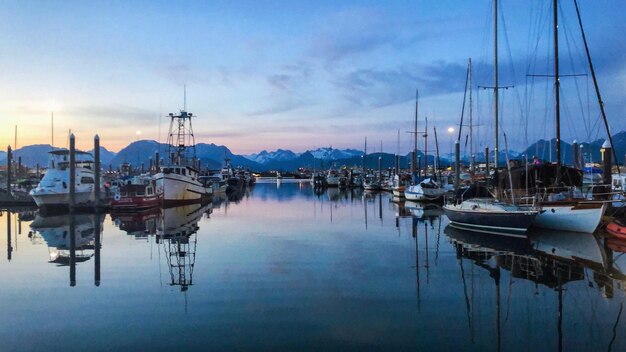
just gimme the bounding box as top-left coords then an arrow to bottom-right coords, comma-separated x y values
424,117 -> 428,175
412,90 -> 419,179
469,58 -> 474,173
494,0 -> 499,169
554,0 -> 562,167
573,0 -> 620,173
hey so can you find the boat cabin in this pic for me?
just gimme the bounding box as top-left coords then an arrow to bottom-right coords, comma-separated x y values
48,149 -> 94,170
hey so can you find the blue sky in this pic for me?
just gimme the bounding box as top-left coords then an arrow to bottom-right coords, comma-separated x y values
0,0 -> 624,154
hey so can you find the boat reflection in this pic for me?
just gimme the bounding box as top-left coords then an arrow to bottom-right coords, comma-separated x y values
445,224 -> 626,351
111,208 -> 161,239
30,212 -> 104,266
29,211 -> 104,286
157,204 -> 211,293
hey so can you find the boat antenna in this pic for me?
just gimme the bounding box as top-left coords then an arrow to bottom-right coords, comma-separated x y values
573,0 -> 620,176
183,84 -> 187,111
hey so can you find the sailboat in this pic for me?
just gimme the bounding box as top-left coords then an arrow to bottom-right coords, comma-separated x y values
498,0 -> 606,233
443,0 -> 540,237
404,109 -> 446,202
154,105 -> 212,207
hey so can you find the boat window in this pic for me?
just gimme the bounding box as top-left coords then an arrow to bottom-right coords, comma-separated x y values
147,187 -> 153,195
80,177 -> 94,184
182,169 -> 186,176
137,191 -> 145,196
175,168 -> 180,175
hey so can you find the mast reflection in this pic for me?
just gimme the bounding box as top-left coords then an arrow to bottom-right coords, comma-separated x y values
446,224 -> 626,351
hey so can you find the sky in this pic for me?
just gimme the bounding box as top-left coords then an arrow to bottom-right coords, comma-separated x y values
0,0 -> 624,155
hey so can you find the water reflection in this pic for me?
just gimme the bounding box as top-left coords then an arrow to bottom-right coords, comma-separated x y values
0,183 -> 625,351
29,211 -> 104,286
445,224 -> 626,351
156,204 -> 209,293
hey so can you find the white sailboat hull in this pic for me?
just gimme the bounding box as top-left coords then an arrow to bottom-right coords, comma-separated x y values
404,185 -> 445,201
531,203 -> 605,233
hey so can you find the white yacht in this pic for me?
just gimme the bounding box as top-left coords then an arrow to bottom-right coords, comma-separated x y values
30,149 -> 97,208
154,110 -> 212,207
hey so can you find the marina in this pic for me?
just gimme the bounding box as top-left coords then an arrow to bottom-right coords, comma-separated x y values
0,0 -> 625,350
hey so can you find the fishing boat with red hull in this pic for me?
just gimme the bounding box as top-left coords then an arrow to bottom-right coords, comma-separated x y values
111,176 -> 162,210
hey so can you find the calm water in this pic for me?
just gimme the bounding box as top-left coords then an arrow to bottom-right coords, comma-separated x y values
0,181 -> 624,351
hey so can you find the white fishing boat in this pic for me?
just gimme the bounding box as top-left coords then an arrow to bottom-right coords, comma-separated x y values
154,109 -> 212,207
30,149 -> 97,208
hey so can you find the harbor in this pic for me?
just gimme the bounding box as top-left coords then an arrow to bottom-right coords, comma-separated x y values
1,0 -> 625,350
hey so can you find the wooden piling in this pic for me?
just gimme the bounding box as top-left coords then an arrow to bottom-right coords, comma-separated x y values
94,135 -> 101,208
69,134 -> 76,210
6,146 -> 12,195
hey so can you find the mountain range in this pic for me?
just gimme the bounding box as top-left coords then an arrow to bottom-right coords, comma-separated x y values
1,131 -> 625,171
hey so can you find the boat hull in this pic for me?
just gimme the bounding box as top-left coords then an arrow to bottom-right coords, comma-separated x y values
443,205 -> 538,238
155,173 -> 211,207
111,194 -> 161,210
31,191 -> 95,208
405,186 -> 445,202
530,203 -> 605,233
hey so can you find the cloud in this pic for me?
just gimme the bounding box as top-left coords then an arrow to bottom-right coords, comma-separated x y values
69,104 -> 156,124
306,7 -> 400,64
332,61 -> 474,107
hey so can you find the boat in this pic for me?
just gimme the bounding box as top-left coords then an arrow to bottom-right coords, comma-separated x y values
326,170 -> 345,188
362,174 -> 381,191
392,174 -> 410,198
199,171 -> 228,194
154,109 -> 212,207
607,219 -> 626,240
111,174 -> 162,210
507,0 -> 611,233
30,149 -> 98,208
405,177 -> 446,202
443,198 -> 540,237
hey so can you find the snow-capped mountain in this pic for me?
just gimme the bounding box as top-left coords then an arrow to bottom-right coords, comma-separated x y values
244,149 -> 298,164
307,147 -> 364,160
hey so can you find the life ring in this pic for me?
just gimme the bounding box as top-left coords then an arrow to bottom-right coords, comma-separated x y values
113,194 -> 121,201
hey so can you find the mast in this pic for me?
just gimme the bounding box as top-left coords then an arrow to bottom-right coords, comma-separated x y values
554,0 -> 562,168
469,58 -> 474,173
424,117 -> 428,176
573,0 -> 620,174
494,0 -> 499,169
411,90 -> 419,181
